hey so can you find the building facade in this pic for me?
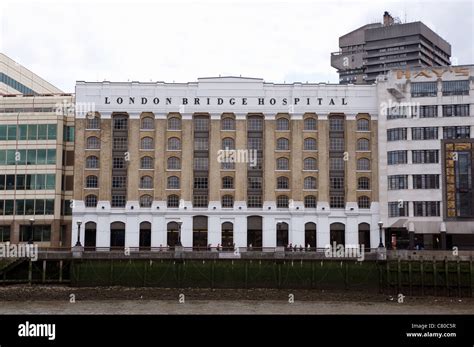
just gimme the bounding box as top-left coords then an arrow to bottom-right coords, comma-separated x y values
331,12 -> 452,84
377,65 -> 474,249
0,53 -> 75,247
72,77 -> 381,250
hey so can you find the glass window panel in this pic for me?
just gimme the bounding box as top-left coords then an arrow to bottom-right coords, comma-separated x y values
46,174 -> 55,189
7,125 -> 17,140
27,124 -> 37,140
35,199 -> 45,215
36,174 -> 46,189
27,150 -> 36,164
0,175 -> 4,190
37,149 -> 46,164
6,150 -> 16,165
15,200 -> 25,215
0,125 -> 6,140
18,125 -> 28,140
45,199 -> 54,214
4,200 -> 14,215
17,149 -> 26,165
47,149 -> 56,164
47,124 -> 57,140
25,199 -> 35,215
16,174 -> 25,190
0,150 -> 5,164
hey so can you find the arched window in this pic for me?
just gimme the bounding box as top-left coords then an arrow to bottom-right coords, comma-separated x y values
86,156 -> 99,169
140,195 -> 153,207
141,117 -> 154,130
222,195 -> 234,208
358,177 -> 370,190
86,136 -> 100,149
304,195 -> 317,208
140,176 -> 153,189
140,156 -> 153,169
357,118 -> 370,131
277,195 -> 289,208
167,195 -> 180,208
141,137 -> 154,150
85,194 -> 97,207
167,137 -> 181,150
167,176 -> 180,189
168,117 -> 181,130
222,176 -> 234,189
304,176 -> 316,189
304,117 -> 317,130
357,138 -> 370,151
167,157 -> 181,170
276,138 -> 289,150
221,117 -> 235,130
304,157 -> 317,170
277,176 -> 289,189
304,138 -> 317,150
276,117 -> 289,131
86,116 -> 100,129
276,157 -> 289,170
85,175 -> 98,188
222,137 -> 235,150
358,195 -> 371,209
357,158 -> 370,170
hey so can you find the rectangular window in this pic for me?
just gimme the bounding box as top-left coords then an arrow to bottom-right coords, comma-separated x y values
113,157 -> 125,169
248,177 -> 262,189
443,126 -> 470,139
329,118 -> 344,131
248,118 -> 263,131
35,199 -> 45,215
412,150 -> 439,164
387,128 -> 407,141
111,195 -> 126,207
194,157 -> 209,170
25,199 -> 35,215
194,118 -> 209,131
36,149 -> 46,165
388,201 -> 409,217
63,125 -> 74,142
46,149 -> 56,164
194,138 -> 209,150
4,200 -> 14,215
16,174 -> 25,190
411,82 -> 437,97
47,124 -> 57,140
37,124 -> 48,140
113,137 -> 128,150
193,195 -> 208,207
15,199 -> 25,215
46,174 -> 56,189
6,150 -> 16,165
45,199 -> 55,214
247,195 -> 262,208
0,125 -> 6,140
329,138 -> 344,151
330,157 -> 344,170
330,177 -> 344,189
7,125 -> 17,140
418,105 -> 438,118
387,151 -> 407,165
0,226 -> 10,242
27,124 -> 37,140
411,127 -> 438,140
247,138 -> 262,150
442,80 -> 469,96
388,175 -> 408,190
413,201 -> 440,216
113,118 -> 128,130
330,196 -> 345,208
112,176 -> 127,188
193,177 -> 208,189
442,104 -> 470,117
413,174 -> 439,189
18,125 -> 28,140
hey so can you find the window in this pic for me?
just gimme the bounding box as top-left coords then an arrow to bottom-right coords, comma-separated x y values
141,117 -> 154,130
0,226 -> 10,242
221,161 -> 235,170
247,195 -> 262,208
330,196 -> 345,208
418,105 -> 438,118
443,126 -> 470,139
330,177 -> 344,189
387,151 -> 407,165
194,118 -> 209,131
412,150 -> 439,164
85,194 -> 98,207
248,138 -> 262,150
388,175 -> 408,190
140,156 -> 153,169
411,82 -> 437,97
304,195 -> 317,208
277,195 -> 289,208
388,201 -> 409,217
357,158 -> 370,170
222,137 -> 235,150
20,225 -> 51,242
194,177 -> 208,189
329,118 -> 344,131
330,157 -> 344,170
412,127 -> 438,140
86,136 -> 100,149
329,138 -> 344,151
222,176 -> 234,189
168,157 -> 181,170
276,118 -> 289,131
277,176 -> 289,189
167,195 -> 179,208
387,128 -> 407,141
413,201 -> 440,216
304,117 -> 317,131
357,119 -> 369,131
193,195 -> 208,207
194,157 -> 209,170
248,177 -> 262,189
113,118 -> 128,130
111,195 -> 126,207
248,118 -> 263,131
167,176 -> 180,189
357,138 -> 369,151
358,196 -> 370,209
86,175 -> 98,188
27,125 -> 37,140
304,176 -> 316,190
413,175 -> 439,189
141,137 -> 154,150
140,176 -> 153,189
168,117 -> 181,130
442,80 -> 469,96
358,177 -> 370,190
276,138 -> 289,150
195,138 -> 209,150
112,176 -> 127,188
304,138 -> 317,150
221,117 -> 235,130
303,158 -> 317,170
113,137 -> 128,150
442,104 -> 470,117
140,195 -> 153,208
276,157 -> 289,170
222,195 -> 234,208
167,137 -> 181,150
86,117 -> 100,129
113,157 -> 125,169
86,156 -> 99,169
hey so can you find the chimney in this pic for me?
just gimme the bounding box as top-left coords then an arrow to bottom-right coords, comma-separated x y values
383,11 -> 394,26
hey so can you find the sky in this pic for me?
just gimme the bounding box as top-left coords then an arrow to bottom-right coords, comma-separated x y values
0,0 -> 473,92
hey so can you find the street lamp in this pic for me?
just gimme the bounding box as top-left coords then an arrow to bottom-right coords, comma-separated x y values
177,222 -> 182,247
378,221 -> 384,248
28,218 -> 35,244
76,220 -> 82,247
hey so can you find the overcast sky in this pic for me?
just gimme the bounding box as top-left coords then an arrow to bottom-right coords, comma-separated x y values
1,0 -> 473,92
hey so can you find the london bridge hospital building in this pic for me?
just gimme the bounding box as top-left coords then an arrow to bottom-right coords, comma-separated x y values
71,66 -> 474,251
72,77 -> 380,250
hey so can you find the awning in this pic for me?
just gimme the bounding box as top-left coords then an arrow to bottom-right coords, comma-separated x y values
389,219 -> 408,228
445,222 -> 474,234
412,222 -> 442,234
